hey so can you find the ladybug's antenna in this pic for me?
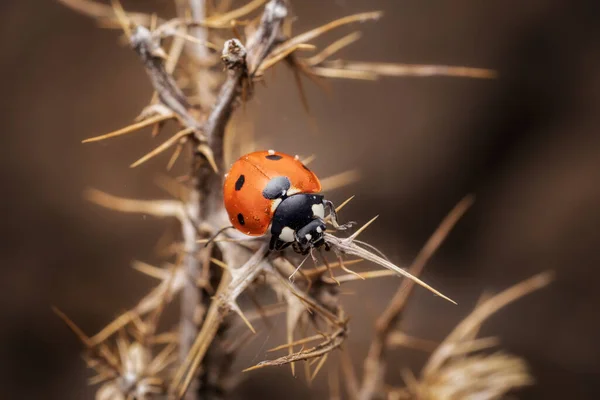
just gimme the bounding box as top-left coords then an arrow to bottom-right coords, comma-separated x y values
204,225 -> 235,247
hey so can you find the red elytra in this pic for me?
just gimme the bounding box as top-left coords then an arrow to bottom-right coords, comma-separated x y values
223,150 -> 321,236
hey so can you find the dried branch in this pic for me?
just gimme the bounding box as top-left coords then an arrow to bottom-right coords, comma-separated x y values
422,272 -> 553,377
243,327 -> 346,371
358,196 -> 474,400
58,1 -> 526,400
130,25 -> 204,135
410,272 -> 553,399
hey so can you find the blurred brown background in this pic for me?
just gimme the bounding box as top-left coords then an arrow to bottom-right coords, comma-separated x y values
2,0 -> 600,399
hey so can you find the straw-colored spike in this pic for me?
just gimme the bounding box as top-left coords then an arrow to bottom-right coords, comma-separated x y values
197,143 -> 219,173
148,343 -> 177,375
166,143 -> 183,170
111,0 -> 132,38
52,307 -> 92,347
273,11 -> 383,56
288,326 -> 296,376
311,353 -> 329,381
305,31 -> 363,67
335,269 -> 395,283
347,215 -> 379,241
320,170 -> 360,192
324,233 -> 456,304
130,127 -> 193,168
230,302 -> 256,334
311,67 -> 378,81
326,61 -> 497,79
170,32 -> 219,50
204,0 -> 268,28
82,114 -> 172,143
301,154 -> 316,165
259,43 -> 316,73
267,334 -> 324,353
338,255 -> 365,280
335,195 -> 355,213
132,260 -> 169,280
210,257 -> 229,270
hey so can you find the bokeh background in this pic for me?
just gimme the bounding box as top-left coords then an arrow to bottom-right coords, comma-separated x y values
2,0 -> 600,399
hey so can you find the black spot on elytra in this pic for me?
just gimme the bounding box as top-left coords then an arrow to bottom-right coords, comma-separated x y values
237,213 -> 245,226
263,176 -> 291,199
235,174 -> 245,191
266,154 -> 282,160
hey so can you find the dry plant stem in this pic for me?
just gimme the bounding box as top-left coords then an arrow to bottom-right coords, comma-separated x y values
58,1 -> 508,399
174,243 -> 271,398
128,4 -> 212,398
358,195 -> 474,400
130,26 -> 203,134
176,0 -> 214,109
174,8 -> 290,388
421,272 -> 553,377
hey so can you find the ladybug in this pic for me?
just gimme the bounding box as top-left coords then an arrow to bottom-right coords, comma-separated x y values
223,150 -> 352,253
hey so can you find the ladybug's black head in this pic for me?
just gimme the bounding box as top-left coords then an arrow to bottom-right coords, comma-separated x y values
295,218 -> 327,252
269,193 -> 328,253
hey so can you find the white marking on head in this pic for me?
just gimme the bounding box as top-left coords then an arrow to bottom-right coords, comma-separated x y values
224,173 -> 228,178
294,154 -> 299,160
311,203 -> 325,219
268,149 -> 275,155
280,226 -> 295,242
287,187 -> 301,196
316,226 -> 322,233
270,198 -> 282,213
305,233 -> 312,241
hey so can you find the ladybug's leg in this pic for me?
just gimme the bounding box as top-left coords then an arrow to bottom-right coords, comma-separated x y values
269,235 -> 278,251
323,199 -> 355,231
292,241 -> 301,254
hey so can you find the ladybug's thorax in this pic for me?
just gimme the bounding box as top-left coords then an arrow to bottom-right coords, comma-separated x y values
270,193 -> 327,252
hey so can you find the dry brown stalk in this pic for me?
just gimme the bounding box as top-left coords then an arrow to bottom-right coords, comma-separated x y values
53,1 -> 546,400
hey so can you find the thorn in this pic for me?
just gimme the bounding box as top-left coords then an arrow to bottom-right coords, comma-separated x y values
242,363 -> 264,373
130,127 -> 193,168
321,255 -> 340,285
170,32 -> 219,51
301,154 -> 316,165
304,359 -> 313,387
348,215 -> 379,241
149,13 -> 158,32
111,0 -> 132,38
273,11 -> 383,58
230,302 -> 256,334
311,354 -> 329,381
288,329 -> 296,376
338,255 -> 364,280
52,307 -> 92,347
210,258 -> 229,270
197,144 -> 219,173
335,195 -> 355,213
305,31 -> 363,67
132,260 -> 169,280
166,143 -> 184,170
150,46 -> 169,60
320,170 -> 360,192
82,114 -> 172,143
204,0 -> 268,28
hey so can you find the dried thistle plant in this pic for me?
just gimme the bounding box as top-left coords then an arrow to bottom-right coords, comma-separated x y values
53,1 -> 547,399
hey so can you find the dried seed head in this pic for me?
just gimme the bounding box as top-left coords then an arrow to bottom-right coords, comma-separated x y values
221,39 -> 247,70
